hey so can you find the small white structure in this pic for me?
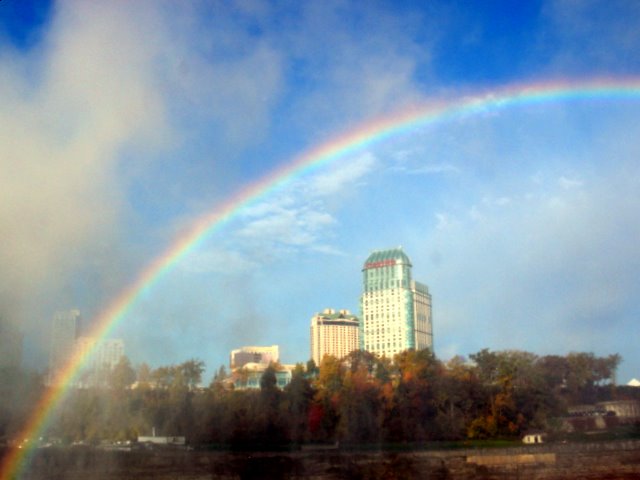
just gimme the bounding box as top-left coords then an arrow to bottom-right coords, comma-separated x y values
522,432 -> 546,444
138,436 -> 185,446
627,378 -> 640,387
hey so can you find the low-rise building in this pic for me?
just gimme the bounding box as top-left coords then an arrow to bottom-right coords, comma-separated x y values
522,431 -> 546,444
230,345 -> 279,369
232,362 -> 295,390
598,400 -> 640,422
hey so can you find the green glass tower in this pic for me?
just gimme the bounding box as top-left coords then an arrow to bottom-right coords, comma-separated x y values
360,248 -> 432,358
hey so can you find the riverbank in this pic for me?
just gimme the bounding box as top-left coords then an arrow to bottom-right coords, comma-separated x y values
5,438 -> 640,479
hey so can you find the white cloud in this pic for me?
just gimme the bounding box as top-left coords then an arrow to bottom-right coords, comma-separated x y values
309,244 -> 347,256
307,152 -> 377,197
226,152 -> 376,258
392,162 -> 461,175
558,176 -> 584,189
0,1 -> 170,296
239,194 -> 297,219
237,204 -> 336,248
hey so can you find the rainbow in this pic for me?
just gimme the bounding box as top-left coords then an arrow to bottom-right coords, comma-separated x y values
3,77 -> 640,479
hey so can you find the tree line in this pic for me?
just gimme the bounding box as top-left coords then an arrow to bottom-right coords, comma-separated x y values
0,349 -> 631,447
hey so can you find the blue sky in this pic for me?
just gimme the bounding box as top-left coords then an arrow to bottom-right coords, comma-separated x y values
1,0 -> 639,383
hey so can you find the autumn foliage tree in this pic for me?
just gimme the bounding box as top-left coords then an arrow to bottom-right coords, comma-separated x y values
13,349 -> 623,447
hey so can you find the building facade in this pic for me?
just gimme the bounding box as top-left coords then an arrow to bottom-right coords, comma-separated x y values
73,337 -> 125,387
230,345 -> 279,369
0,316 -> 22,369
360,248 -> 433,358
231,362 -> 294,390
310,308 -> 359,365
48,309 -> 81,384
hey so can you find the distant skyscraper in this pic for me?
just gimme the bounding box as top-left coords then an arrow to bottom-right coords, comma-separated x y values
230,345 -> 279,369
310,308 -> 359,365
360,248 -> 432,358
0,316 -> 23,369
48,309 -> 81,384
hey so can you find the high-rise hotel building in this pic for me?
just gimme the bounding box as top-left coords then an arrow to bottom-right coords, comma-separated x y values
310,308 -> 359,365
360,248 -> 432,358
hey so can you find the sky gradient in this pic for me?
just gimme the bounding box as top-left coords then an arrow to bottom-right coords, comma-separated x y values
1,0 -> 639,384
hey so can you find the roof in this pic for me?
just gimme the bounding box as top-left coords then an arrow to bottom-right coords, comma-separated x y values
315,310 -> 358,321
363,248 -> 412,269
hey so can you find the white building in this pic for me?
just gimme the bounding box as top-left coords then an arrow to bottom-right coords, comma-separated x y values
74,337 -> 124,370
73,337 -> 125,387
232,362 -> 295,390
228,346 -> 292,390
360,248 -> 433,358
230,345 -> 279,369
310,308 -> 359,365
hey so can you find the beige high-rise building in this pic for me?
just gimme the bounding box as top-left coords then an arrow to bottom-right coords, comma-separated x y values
360,248 -> 433,359
310,308 -> 359,365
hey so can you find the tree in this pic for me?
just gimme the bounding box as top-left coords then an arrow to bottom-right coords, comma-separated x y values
108,356 -> 136,390
311,355 -> 344,442
338,363 -> 382,444
344,350 -> 379,376
435,356 -> 483,440
285,364 -> 314,443
468,350 -> 540,437
213,365 -> 227,383
136,362 -> 153,388
564,352 -> 622,404
306,359 -> 319,377
178,359 -> 205,390
257,364 -> 287,444
260,364 -> 278,392
152,365 -> 175,389
390,349 -> 443,441
317,355 -> 344,394
210,365 -> 228,395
